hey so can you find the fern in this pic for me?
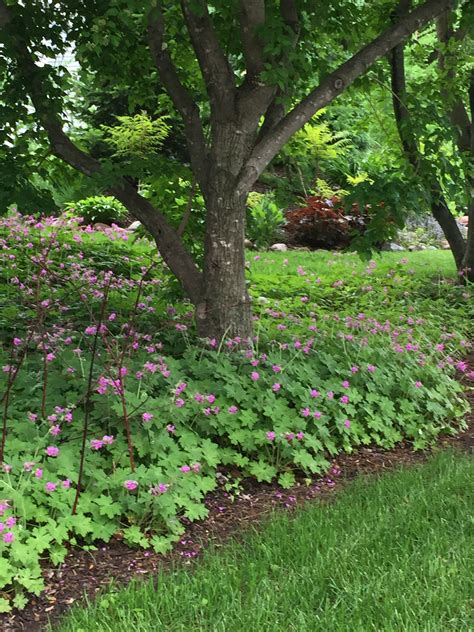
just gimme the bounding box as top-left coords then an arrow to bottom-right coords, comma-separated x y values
102,113 -> 171,159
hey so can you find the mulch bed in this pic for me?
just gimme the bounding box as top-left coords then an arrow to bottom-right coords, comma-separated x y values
2,354 -> 473,632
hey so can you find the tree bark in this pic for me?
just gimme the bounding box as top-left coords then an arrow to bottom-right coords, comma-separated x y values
196,126 -> 255,340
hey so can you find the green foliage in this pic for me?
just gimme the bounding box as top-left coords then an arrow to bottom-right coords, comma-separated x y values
0,216 -> 471,610
246,193 -> 285,249
102,114 -> 172,159
66,196 -> 128,226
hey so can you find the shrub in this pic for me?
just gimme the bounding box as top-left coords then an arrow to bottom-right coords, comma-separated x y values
65,196 -> 128,226
285,195 -> 367,249
246,192 -> 285,248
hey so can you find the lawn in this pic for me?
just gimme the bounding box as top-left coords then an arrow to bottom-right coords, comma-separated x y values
52,450 -> 474,632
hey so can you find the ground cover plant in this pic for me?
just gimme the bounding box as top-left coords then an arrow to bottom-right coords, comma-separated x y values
52,450 -> 474,632
0,213 -> 471,613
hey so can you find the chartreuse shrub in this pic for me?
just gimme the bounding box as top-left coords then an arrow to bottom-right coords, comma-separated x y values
0,213 -> 471,612
52,450 -> 474,632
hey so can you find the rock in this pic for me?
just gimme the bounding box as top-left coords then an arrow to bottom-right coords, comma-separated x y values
244,239 -> 254,249
269,243 -> 288,252
441,240 -> 451,250
426,245 -> 437,250
381,242 -> 404,252
92,223 -> 110,232
128,220 -> 142,231
459,215 -> 469,226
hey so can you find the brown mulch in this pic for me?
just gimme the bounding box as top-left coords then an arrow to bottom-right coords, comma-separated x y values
2,355 -> 473,632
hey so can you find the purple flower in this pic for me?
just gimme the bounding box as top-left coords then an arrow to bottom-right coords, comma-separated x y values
340,395 -> 349,405
180,465 -> 191,473
84,325 -> 97,336
296,431 -> 305,440
228,405 -> 238,414
367,364 -> 377,373
301,407 -> 311,418
46,446 -> 59,457
310,389 -> 320,398
342,380 -> 350,389
5,516 -> 16,528
102,435 -> 114,445
13,337 -> 22,346
206,394 -> 216,404
124,480 -> 138,491
45,482 -> 57,492
191,463 -> 201,473
272,383 -> 281,392
166,424 -> 176,434
266,431 -> 276,441
344,419 -> 351,428
90,439 -> 104,450
272,365 -> 282,373
414,381 -> 423,388
142,412 -> 153,423
285,432 -> 295,441
251,371 -> 260,381
3,531 -> 14,544
350,366 -> 359,373
313,411 -> 322,419
175,398 -> 185,408
34,468 -> 43,479
63,479 -> 72,489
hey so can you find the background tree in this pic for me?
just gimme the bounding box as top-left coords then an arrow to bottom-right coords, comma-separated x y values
0,0 -> 454,339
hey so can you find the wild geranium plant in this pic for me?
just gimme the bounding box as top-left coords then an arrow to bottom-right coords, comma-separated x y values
0,213 -> 470,612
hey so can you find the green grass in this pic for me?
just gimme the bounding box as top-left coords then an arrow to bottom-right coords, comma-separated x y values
54,450 -> 474,632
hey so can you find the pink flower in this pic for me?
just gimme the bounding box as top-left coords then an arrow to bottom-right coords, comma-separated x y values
310,389 -> 319,398
350,366 -> 359,374
285,432 -> 295,441
340,395 -> 349,404
124,480 -> 138,491
84,325 -> 97,335
46,446 -> 59,457
296,431 -> 305,440
272,383 -> 281,392
266,431 -> 276,441
50,425 -> 61,436
90,439 -> 104,450
272,365 -> 282,373
28,412 -> 38,423
45,482 -> 57,492
3,532 -> 14,544
180,465 -> 191,473
142,412 -> 153,423
327,391 -> 334,400
5,516 -> 16,528
414,381 -> 423,388
191,463 -> 201,473
367,364 -> 377,373
23,461 -> 35,472
13,337 -> 22,346
301,407 -> 311,418
342,380 -> 350,389
102,435 -> 114,445
166,424 -> 176,434
46,353 -> 55,363
313,411 -> 322,419
34,468 -> 43,479
175,398 -> 185,408
251,371 -> 260,381
228,405 -> 238,414
63,479 -> 72,489
206,394 -> 216,404
344,419 -> 351,428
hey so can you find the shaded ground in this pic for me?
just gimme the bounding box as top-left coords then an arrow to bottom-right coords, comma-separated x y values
3,355 -> 473,632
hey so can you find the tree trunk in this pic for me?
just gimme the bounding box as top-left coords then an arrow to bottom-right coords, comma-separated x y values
196,192 -> 252,341
430,192 -> 466,270
461,192 -> 474,282
195,126 -> 254,341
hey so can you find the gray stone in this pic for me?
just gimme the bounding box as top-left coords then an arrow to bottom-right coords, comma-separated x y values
128,220 -> 142,231
382,242 -> 405,252
269,243 -> 288,252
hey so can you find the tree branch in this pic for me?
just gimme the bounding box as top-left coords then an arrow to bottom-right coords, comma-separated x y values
436,9 -> 471,155
0,0 -> 203,303
238,0 -> 453,193
258,0 -> 301,138
239,0 -> 266,79
180,0 -> 236,117
147,3 -> 209,191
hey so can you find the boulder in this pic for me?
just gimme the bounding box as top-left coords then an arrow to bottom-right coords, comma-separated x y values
128,220 -> 142,231
381,242 -> 405,252
269,243 -> 288,252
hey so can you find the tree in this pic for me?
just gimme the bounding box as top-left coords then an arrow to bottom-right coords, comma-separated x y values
0,0 -> 454,339
389,0 -> 473,278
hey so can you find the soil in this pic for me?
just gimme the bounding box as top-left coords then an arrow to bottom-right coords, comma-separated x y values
2,355 -> 473,632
